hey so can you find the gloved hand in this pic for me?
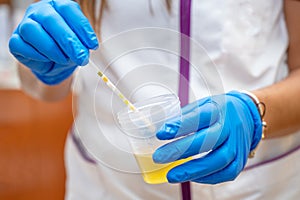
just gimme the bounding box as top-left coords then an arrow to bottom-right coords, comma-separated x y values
153,91 -> 263,184
9,0 -> 98,85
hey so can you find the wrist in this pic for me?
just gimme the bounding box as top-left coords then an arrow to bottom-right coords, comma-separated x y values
239,90 -> 267,158
32,66 -> 76,85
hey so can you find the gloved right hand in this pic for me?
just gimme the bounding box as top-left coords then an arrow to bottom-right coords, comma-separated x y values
9,0 -> 99,85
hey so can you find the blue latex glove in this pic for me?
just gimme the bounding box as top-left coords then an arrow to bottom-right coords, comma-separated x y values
9,0 -> 98,85
153,91 -> 263,184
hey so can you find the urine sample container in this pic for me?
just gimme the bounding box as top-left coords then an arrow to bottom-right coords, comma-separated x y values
117,94 -> 191,184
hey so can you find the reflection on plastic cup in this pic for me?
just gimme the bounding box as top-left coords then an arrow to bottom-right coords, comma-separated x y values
117,94 -> 191,184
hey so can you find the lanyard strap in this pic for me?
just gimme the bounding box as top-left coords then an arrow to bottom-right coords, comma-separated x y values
179,0 -> 192,200
179,0 -> 191,105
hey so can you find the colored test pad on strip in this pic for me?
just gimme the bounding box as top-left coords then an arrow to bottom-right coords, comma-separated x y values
97,71 -> 136,111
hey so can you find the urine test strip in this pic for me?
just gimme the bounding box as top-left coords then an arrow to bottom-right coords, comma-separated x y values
97,71 -> 136,111
88,60 -> 136,111
93,65 -> 155,133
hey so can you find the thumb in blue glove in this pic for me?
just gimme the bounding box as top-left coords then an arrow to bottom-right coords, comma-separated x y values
9,0 -> 99,85
153,91 -> 263,184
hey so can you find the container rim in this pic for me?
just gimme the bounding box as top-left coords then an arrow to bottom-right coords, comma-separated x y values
117,94 -> 180,120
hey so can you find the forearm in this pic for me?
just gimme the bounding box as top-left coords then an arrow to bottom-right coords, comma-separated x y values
253,68 -> 300,138
18,64 -> 73,102
253,0 -> 300,139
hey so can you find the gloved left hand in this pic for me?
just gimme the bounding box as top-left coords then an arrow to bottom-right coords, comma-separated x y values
153,91 -> 263,184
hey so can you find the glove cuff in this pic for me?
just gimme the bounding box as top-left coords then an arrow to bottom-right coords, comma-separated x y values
227,90 -> 265,157
32,66 -> 76,85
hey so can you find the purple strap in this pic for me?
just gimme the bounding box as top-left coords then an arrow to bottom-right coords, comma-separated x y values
244,144 -> 300,171
71,129 -> 97,164
179,0 -> 192,200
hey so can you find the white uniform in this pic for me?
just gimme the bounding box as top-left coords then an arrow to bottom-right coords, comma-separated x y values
65,0 -> 300,199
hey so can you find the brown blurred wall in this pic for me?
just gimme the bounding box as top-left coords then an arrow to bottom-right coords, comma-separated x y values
0,90 -> 73,200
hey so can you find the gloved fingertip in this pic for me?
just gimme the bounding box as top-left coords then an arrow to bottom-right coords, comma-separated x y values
152,151 -> 163,163
90,36 -> 99,50
8,33 -> 19,52
81,55 -> 89,66
167,168 -> 188,183
167,176 -> 179,184
77,52 -> 89,66
167,176 -> 179,183
152,150 -> 168,164
156,129 -> 174,140
156,123 -> 180,140
91,44 -> 99,50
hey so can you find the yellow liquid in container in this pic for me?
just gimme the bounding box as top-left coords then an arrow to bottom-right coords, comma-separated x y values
134,154 -> 192,184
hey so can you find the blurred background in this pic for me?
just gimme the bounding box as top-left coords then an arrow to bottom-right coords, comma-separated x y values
0,1 -> 73,199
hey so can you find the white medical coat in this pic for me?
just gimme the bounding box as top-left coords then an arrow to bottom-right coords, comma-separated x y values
66,0 -> 300,199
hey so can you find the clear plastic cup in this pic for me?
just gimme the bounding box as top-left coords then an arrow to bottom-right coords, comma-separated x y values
117,94 -> 191,184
